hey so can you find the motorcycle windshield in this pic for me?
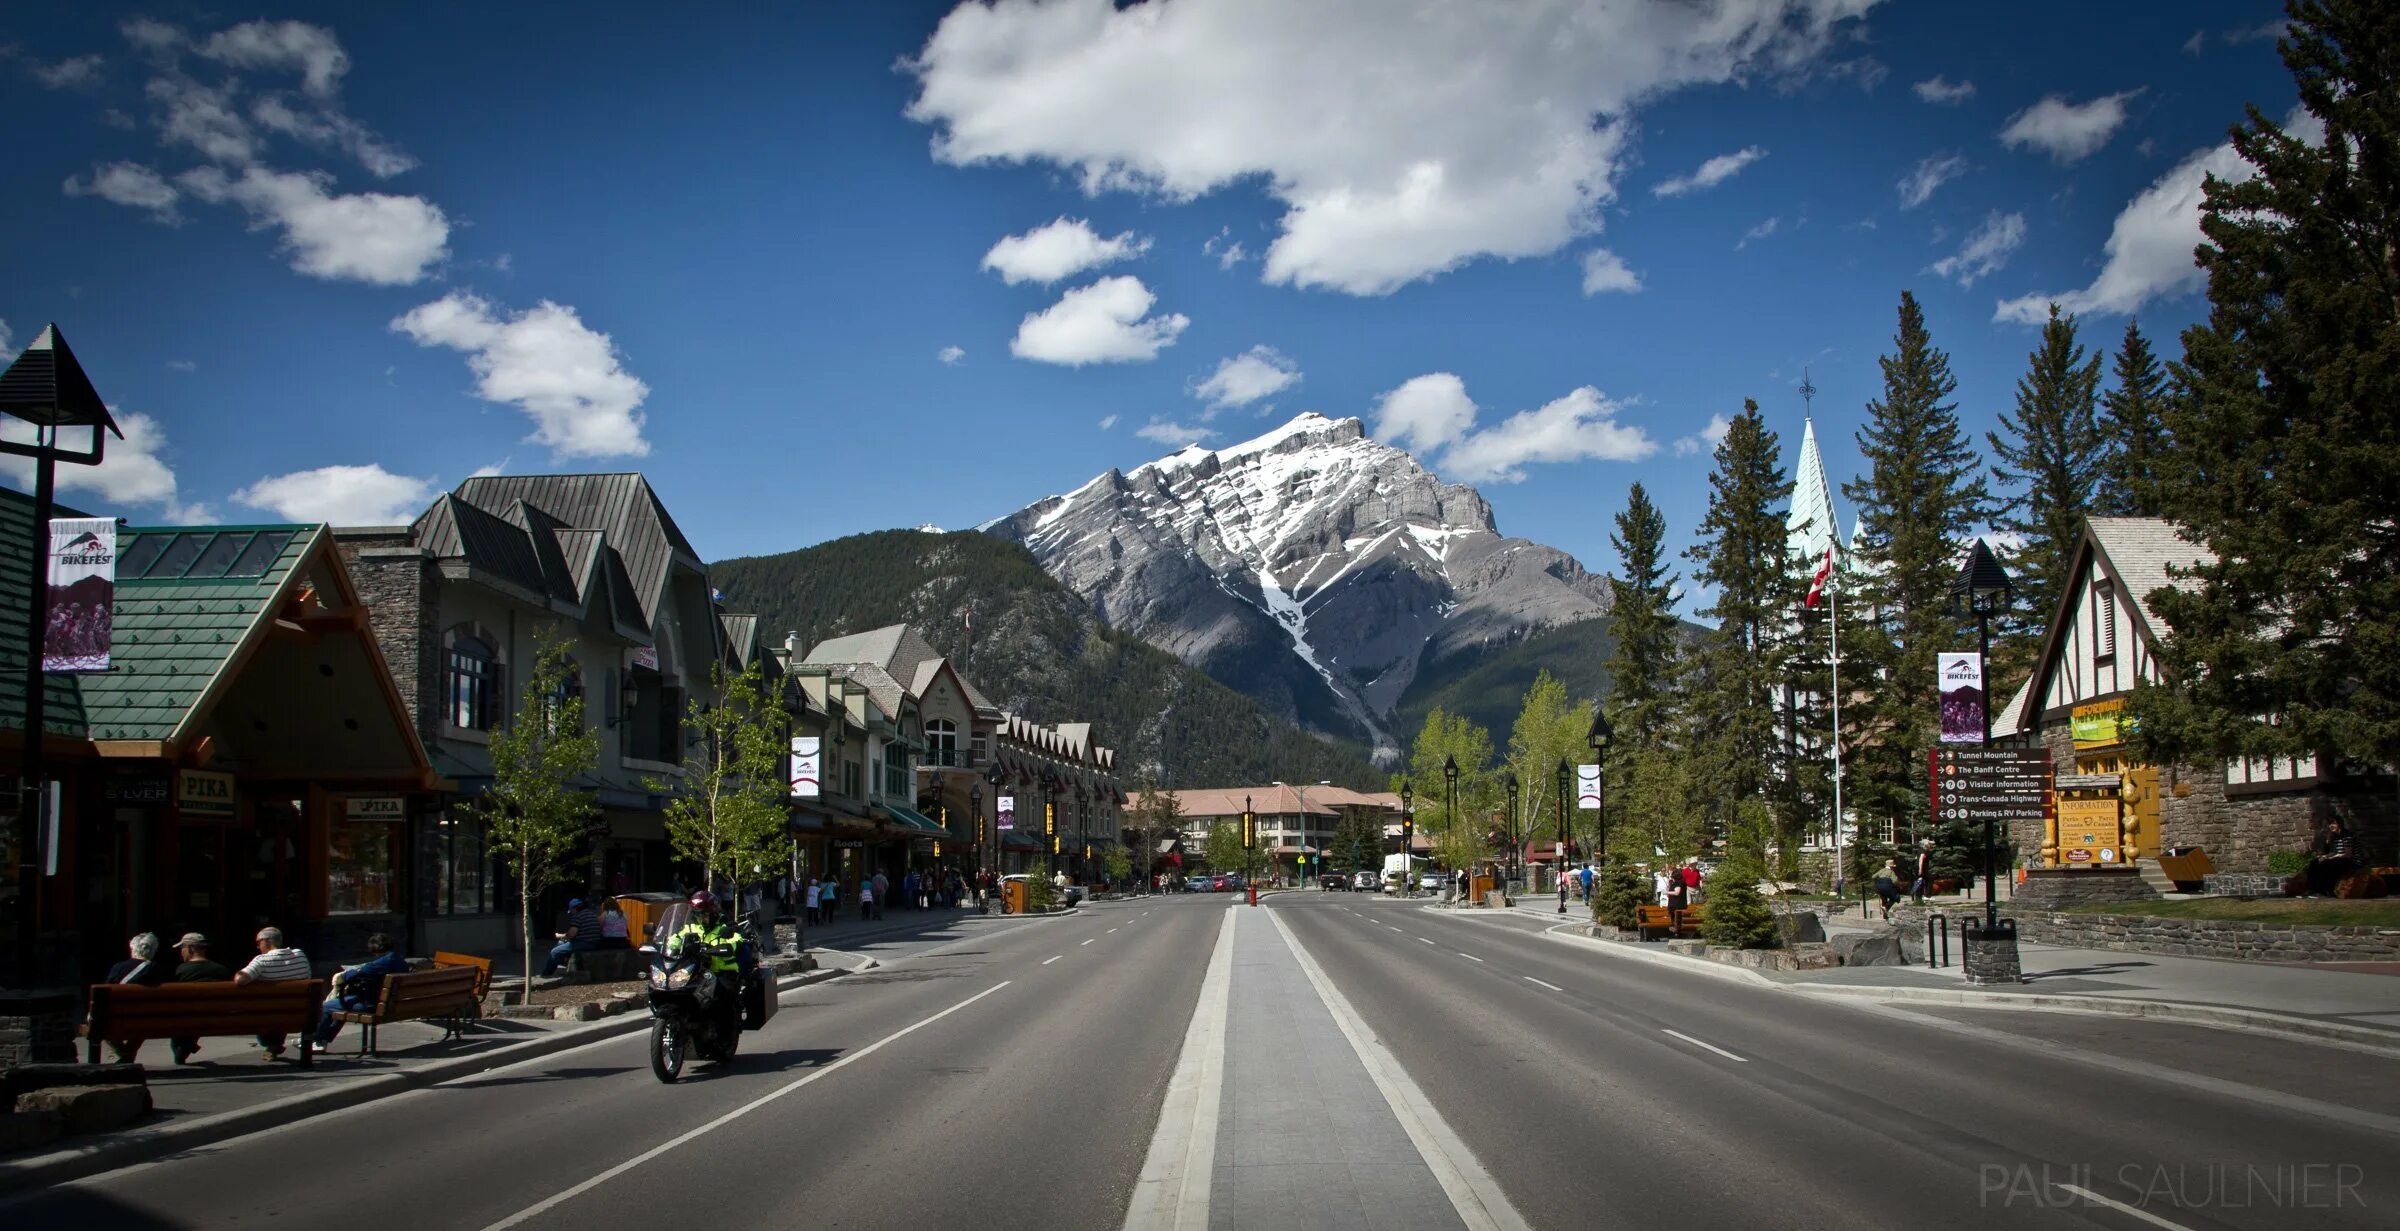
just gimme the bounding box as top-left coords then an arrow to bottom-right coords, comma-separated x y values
647,902 -> 693,951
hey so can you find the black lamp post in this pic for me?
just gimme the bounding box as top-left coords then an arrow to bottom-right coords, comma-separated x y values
1502,773 -> 1519,894
1953,539 -> 2014,933
1,326 -> 121,988
1442,755 -> 1459,897
1398,781 -> 1413,893
1587,707 -> 1613,872
1555,758 -> 1572,913
1242,793 -> 1256,905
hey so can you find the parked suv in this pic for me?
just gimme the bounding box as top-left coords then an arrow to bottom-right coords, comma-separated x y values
1354,871 -> 1382,891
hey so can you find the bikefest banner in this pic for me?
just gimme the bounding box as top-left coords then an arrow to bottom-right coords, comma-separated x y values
788,736 -> 821,797
1576,763 -> 1603,810
1937,651 -> 1986,744
997,795 -> 1015,831
45,517 -> 116,672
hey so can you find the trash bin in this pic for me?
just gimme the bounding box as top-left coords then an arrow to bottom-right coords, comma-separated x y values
1003,880 -> 1030,915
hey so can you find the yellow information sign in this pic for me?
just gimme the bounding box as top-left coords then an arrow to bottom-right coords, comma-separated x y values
2071,698 -> 2135,749
2053,796 -> 2123,867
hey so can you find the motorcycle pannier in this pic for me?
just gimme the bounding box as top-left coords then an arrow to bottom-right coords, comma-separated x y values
741,968 -> 776,1029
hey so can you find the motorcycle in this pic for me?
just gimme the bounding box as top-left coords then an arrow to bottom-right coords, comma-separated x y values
642,902 -> 776,1083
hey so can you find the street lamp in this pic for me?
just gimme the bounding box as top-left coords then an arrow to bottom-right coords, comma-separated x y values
1398,781 -> 1414,893
1442,755 -> 1459,900
1587,707 -> 1613,872
1952,539 -> 2014,933
1242,793 -> 1257,905
0,326 -> 121,986
1503,772 -> 1520,895
1555,758 -> 1571,914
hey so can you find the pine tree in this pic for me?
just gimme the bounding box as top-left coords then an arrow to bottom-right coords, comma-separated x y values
1684,400 -> 1792,828
2133,1 -> 2400,800
1987,302 -> 2105,686
1604,482 -> 1681,754
2097,319 -> 2174,518
1842,291 -> 1993,879
1589,853 -> 1648,930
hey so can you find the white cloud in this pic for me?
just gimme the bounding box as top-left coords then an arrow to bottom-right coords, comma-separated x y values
1097,414 -> 1119,431
1203,227 -> 1249,269
1994,137 -> 2249,324
148,73 -> 257,165
248,93 -> 415,178
468,460 -> 509,479
0,321 -> 10,360
392,292 -> 652,458
1912,75 -> 1974,105
1927,210 -> 2026,287
1009,276 -> 1189,366
1898,152 -> 1967,208
166,359 -> 196,372
981,217 -> 1150,285
1580,247 -> 1641,294
2182,30 -> 2206,56
1652,146 -> 1766,197
196,20 -> 348,97
1674,412 -> 1733,456
1737,216 -> 1782,248
28,54 -> 105,90
1999,90 -> 2141,165
1193,345 -> 1301,411
180,165 -> 448,284
2222,21 -> 2286,47
0,410 -> 195,517
120,19 -> 187,57
938,345 -> 966,366
63,161 -> 183,222
904,0 -> 1882,296
1371,373 -> 1656,481
234,464 -> 438,525
1136,418 -> 1214,446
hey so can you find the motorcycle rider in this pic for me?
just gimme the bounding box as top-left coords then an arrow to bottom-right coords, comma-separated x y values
668,891 -> 751,1036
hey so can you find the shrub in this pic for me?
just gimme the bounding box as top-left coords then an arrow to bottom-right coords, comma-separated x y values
1700,858 -> 1779,950
2266,849 -> 2308,876
1590,856 -> 1649,930
1020,873 -> 1056,911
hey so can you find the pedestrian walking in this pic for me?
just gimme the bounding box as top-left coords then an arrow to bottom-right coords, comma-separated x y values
858,877 -> 876,921
1910,839 -> 1933,903
820,878 -> 838,923
1664,872 -> 1689,917
1874,859 -> 1902,921
1558,870 -> 1569,910
1682,860 -> 1704,905
803,878 -> 819,927
872,870 -> 889,919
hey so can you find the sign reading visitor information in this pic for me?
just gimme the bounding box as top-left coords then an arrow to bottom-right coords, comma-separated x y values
997,795 -> 1015,831
1928,747 -> 2049,833
45,516 -> 116,672
1575,763 -> 1602,810
1937,652 -> 1986,744
788,736 -> 820,797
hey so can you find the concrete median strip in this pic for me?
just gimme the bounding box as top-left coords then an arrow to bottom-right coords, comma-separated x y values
0,958 -> 869,1199
1122,905 -> 1239,1230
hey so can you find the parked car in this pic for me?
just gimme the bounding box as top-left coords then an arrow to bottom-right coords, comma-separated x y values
1318,873 -> 1351,891
1354,871 -> 1381,891
1419,872 -> 1453,895
1185,875 -> 1211,893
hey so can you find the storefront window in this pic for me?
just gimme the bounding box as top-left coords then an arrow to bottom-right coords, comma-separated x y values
428,811 -> 495,915
328,820 -> 401,915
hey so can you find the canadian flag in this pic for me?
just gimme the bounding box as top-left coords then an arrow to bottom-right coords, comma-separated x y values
1804,545 -> 1836,609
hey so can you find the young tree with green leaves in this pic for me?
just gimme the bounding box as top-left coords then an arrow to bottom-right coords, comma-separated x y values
1202,819 -> 1247,878
475,625 -> 599,999
1987,302 -> 2106,687
1401,706 -> 1496,840
1617,745 -> 1705,864
1100,843 -> 1132,886
1843,291 -> 1994,880
1128,780 -> 1187,887
1685,400 -> 1793,832
2097,319 -> 2174,518
2133,1 -> 2400,814
1505,670 -> 1598,859
659,662 -> 792,930
1605,482 -> 1682,754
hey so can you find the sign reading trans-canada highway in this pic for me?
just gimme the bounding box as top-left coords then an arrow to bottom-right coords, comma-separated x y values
1929,747 -> 2051,830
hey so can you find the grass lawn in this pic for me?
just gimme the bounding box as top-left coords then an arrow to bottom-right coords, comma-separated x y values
2058,897 -> 2400,926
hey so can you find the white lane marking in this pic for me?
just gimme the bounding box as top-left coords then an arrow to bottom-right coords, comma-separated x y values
1417,937 -> 1437,946
1043,956 -> 1062,966
1123,904 -> 1240,1229
1457,954 -> 1484,963
1523,977 -> 1564,993
1109,928 -> 1119,933
1082,938 -> 1096,946
1386,925 -> 1404,933
1661,1029 -> 1747,1063
1263,908 -> 1530,1231
2054,1185 -> 2200,1231
479,981 -> 1012,1230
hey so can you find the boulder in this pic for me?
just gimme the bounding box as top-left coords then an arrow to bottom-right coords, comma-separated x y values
1664,939 -> 1707,957
1775,911 -> 1827,945
1789,942 -> 1842,970
1833,932 -> 1909,967
12,1084 -> 151,1135
0,1109 -> 64,1153
2,1062 -> 146,1113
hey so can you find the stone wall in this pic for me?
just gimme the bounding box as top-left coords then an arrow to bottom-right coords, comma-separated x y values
2009,910 -> 2400,963
0,991 -> 76,1069
339,535 -> 438,741
2015,868 -> 2156,910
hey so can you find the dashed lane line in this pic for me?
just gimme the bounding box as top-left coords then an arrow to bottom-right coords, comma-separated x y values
1081,938 -> 1096,946
2053,1185 -> 2199,1231
1416,937 -> 1437,946
1042,956 -> 1062,966
1660,1029 -> 1747,1063
1457,954 -> 1484,963
1523,977 -> 1564,993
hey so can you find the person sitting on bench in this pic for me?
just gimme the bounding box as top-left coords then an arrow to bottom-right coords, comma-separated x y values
316,932 -> 411,1046
541,898 -> 601,974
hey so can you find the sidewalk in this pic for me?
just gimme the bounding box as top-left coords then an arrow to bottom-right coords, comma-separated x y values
1486,897 -> 2400,1047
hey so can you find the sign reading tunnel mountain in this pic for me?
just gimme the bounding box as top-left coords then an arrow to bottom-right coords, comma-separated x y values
44,517 -> 116,672
1929,748 -> 2050,836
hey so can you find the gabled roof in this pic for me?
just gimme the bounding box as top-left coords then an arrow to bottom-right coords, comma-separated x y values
81,525 -> 314,741
2087,517 -> 2209,637
407,474 -> 700,630
1787,417 -> 1842,562
1991,676 -> 2033,740
828,662 -> 908,720
719,612 -> 761,669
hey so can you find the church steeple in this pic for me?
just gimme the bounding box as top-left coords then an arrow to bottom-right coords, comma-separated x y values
1785,371 -> 1841,562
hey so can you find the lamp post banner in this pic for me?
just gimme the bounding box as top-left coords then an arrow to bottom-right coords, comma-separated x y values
997,795 -> 1015,831
44,516 -> 115,672
1575,764 -> 1602,809
1937,651 -> 1986,745
788,736 -> 821,797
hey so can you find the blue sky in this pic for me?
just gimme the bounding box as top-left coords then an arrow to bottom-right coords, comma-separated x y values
0,2 -> 2296,613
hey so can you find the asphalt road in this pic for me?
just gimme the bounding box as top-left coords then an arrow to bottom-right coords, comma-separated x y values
1281,892 -> 2399,1231
3,897 -> 1218,1231
6,891 -> 2394,1231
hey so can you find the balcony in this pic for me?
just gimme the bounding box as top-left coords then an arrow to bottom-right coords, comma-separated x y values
919,748 -> 978,770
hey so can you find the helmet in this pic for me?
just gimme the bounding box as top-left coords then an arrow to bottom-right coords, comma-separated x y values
689,891 -> 712,910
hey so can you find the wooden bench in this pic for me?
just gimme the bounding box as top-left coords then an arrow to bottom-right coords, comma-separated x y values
1634,905 -> 1675,940
85,979 -> 327,1068
1675,905 -> 1707,938
325,966 -> 484,1056
432,951 -> 492,1003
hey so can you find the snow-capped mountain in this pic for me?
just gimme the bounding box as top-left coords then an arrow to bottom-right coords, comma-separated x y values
984,412 -> 1612,761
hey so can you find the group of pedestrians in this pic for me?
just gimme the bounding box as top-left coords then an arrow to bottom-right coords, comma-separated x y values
98,925 -> 413,1065
796,867 -> 982,927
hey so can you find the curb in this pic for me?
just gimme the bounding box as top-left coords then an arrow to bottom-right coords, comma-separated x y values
0,964 -> 857,1198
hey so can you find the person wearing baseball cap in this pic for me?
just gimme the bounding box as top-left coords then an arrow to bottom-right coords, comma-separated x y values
166,933 -> 231,1064
542,896 -> 602,976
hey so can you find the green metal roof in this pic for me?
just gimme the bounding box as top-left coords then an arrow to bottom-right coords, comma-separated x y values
0,487 -> 313,742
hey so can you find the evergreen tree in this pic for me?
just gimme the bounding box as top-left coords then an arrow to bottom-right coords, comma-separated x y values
1841,291 -> 1993,878
1987,302 -> 2105,686
1702,800 -> 1780,949
2097,319 -> 2174,518
2134,1 -> 2400,797
1604,482 -> 1681,753
1589,853 -> 1648,930
1684,400 -> 1792,829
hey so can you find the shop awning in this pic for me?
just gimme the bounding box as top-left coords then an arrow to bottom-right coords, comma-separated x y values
1001,831 -> 1042,852
884,803 -> 947,835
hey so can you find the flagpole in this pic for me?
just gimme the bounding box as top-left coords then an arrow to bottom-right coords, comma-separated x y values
1828,558 -> 1848,914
